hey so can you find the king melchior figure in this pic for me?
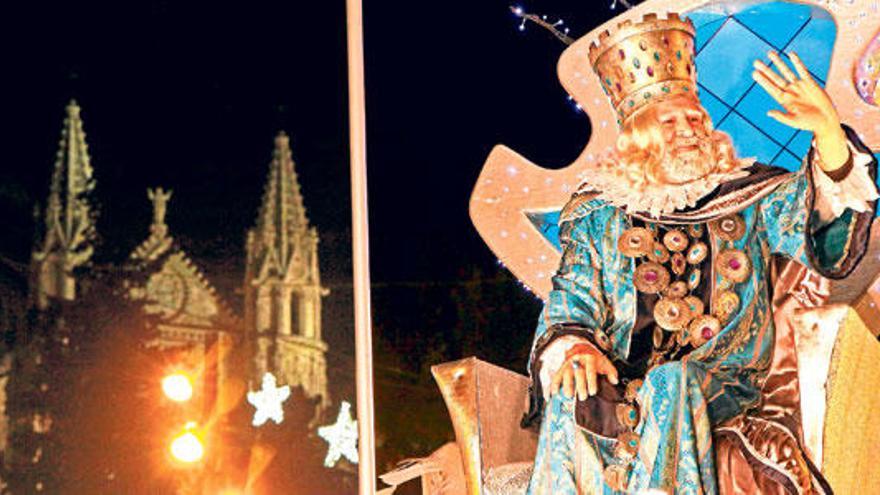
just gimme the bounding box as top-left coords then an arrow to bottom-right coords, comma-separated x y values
523,13 -> 878,495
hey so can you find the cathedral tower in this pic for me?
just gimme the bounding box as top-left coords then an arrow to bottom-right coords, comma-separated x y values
244,132 -> 328,404
31,100 -> 96,309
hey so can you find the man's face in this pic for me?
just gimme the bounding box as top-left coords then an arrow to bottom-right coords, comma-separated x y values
653,97 -> 716,184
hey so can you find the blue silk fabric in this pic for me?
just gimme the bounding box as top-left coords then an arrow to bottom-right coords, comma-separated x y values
526,135 -> 877,494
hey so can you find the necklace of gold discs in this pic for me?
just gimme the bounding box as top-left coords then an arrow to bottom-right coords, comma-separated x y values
617,214 -> 751,350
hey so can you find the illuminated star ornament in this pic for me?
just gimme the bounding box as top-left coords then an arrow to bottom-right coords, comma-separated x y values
317,401 -> 359,468
247,373 -> 291,427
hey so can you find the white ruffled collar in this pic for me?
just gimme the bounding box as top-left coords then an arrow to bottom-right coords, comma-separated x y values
576,158 -> 755,218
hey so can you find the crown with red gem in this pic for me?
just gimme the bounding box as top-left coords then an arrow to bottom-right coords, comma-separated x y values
589,12 -> 698,126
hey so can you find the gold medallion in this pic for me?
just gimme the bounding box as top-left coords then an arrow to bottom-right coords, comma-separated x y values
624,379 -> 643,402
618,227 -> 654,258
713,289 -> 740,322
615,431 -> 641,459
687,223 -> 704,238
604,464 -> 630,491
616,402 -> 640,429
634,261 -> 670,294
663,229 -> 689,252
670,252 -> 687,275
688,314 -> 721,347
716,249 -> 751,283
663,281 -> 688,298
652,324 -> 665,348
683,295 -> 704,317
686,241 -> 708,265
654,297 -> 690,331
647,242 -> 670,263
710,215 -> 746,242
687,268 -> 701,290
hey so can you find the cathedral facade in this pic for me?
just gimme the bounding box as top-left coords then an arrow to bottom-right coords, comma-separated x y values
5,100 -> 330,491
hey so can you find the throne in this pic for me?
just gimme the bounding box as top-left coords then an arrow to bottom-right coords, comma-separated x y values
381,1 -> 880,493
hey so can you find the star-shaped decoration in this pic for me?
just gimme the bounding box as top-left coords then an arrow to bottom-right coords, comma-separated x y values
247,372 -> 291,427
317,401 -> 359,468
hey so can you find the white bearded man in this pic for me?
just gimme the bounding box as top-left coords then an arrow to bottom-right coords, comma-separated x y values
523,13 -> 878,495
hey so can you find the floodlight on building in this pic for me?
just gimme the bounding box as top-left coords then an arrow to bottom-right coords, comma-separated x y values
162,372 -> 194,402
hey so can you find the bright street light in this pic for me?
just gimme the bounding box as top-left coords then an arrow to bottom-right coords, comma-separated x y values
162,372 -> 193,402
170,422 -> 204,463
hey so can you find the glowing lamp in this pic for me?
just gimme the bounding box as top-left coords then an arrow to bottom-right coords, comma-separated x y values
162,372 -> 193,402
170,423 -> 204,463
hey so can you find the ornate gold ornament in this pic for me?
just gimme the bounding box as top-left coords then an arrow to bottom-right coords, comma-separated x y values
663,229 -> 689,252
664,280 -> 689,298
588,13 -> 698,125
687,223 -> 703,238
716,249 -> 751,283
710,215 -> 746,242
619,227 -> 654,257
654,297 -> 690,331
687,268 -> 702,290
688,314 -> 721,347
604,464 -> 630,491
625,379 -> 643,403
647,242 -> 671,263
615,431 -> 641,459
671,252 -> 687,275
686,241 -> 708,264
616,402 -> 640,429
683,295 -> 704,317
634,261 -> 671,293
714,289 -> 741,322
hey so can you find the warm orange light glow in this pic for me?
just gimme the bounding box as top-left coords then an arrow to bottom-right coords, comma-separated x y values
162,372 -> 193,402
170,423 -> 204,463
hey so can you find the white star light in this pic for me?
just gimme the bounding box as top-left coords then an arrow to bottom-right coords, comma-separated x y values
247,373 -> 291,427
318,401 -> 359,468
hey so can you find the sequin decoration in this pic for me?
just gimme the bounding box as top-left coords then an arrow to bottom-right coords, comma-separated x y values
654,298 -> 690,331
855,31 -> 880,106
710,215 -> 746,242
618,227 -> 654,257
716,249 -> 751,283
688,314 -> 720,347
634,262 -> 670,293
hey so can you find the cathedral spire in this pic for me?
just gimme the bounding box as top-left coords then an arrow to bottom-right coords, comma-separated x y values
31,100 -> 97,308
254,132 -> 309,269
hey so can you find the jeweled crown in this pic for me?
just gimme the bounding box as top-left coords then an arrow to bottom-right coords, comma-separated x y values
589,13 -> 698,126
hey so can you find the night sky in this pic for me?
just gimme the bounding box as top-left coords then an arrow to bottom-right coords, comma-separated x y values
0,0 -> 620,448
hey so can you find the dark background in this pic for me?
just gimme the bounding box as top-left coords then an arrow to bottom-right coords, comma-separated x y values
0,0 -> 620,481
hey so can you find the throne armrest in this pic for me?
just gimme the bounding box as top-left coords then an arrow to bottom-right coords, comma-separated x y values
431,357 -> 538,495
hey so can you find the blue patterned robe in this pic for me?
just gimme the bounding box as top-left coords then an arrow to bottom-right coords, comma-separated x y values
525,129 -> 877,494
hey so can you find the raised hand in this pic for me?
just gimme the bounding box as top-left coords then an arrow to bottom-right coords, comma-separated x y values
751,51 -> 848,171
550,343 -> 618,400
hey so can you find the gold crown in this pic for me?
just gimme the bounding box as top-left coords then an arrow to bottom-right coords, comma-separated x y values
589,13 -> 698,126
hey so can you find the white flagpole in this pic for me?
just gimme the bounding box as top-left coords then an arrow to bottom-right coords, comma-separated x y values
345,0 -> 377,493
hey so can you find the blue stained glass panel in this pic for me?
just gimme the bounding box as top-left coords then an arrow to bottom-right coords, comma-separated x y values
526,210 -> 562,252
694,18 -> 727,52
786,131 -> 813,158
697,86 -> 730,126
696,20 -> 774,103
717,112 -> 781,163
733,1 -> 812,49
770,150 -> 802,171
735,85 -> 798,144
785,17 -> 835,83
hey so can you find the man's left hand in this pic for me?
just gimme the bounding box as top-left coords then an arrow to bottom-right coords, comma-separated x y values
752,51 -> 848,172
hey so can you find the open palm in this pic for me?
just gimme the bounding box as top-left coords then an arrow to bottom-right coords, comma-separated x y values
751,51 -> 840,134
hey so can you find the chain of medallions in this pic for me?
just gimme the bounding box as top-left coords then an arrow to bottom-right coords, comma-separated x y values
600,214 -> 750,491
